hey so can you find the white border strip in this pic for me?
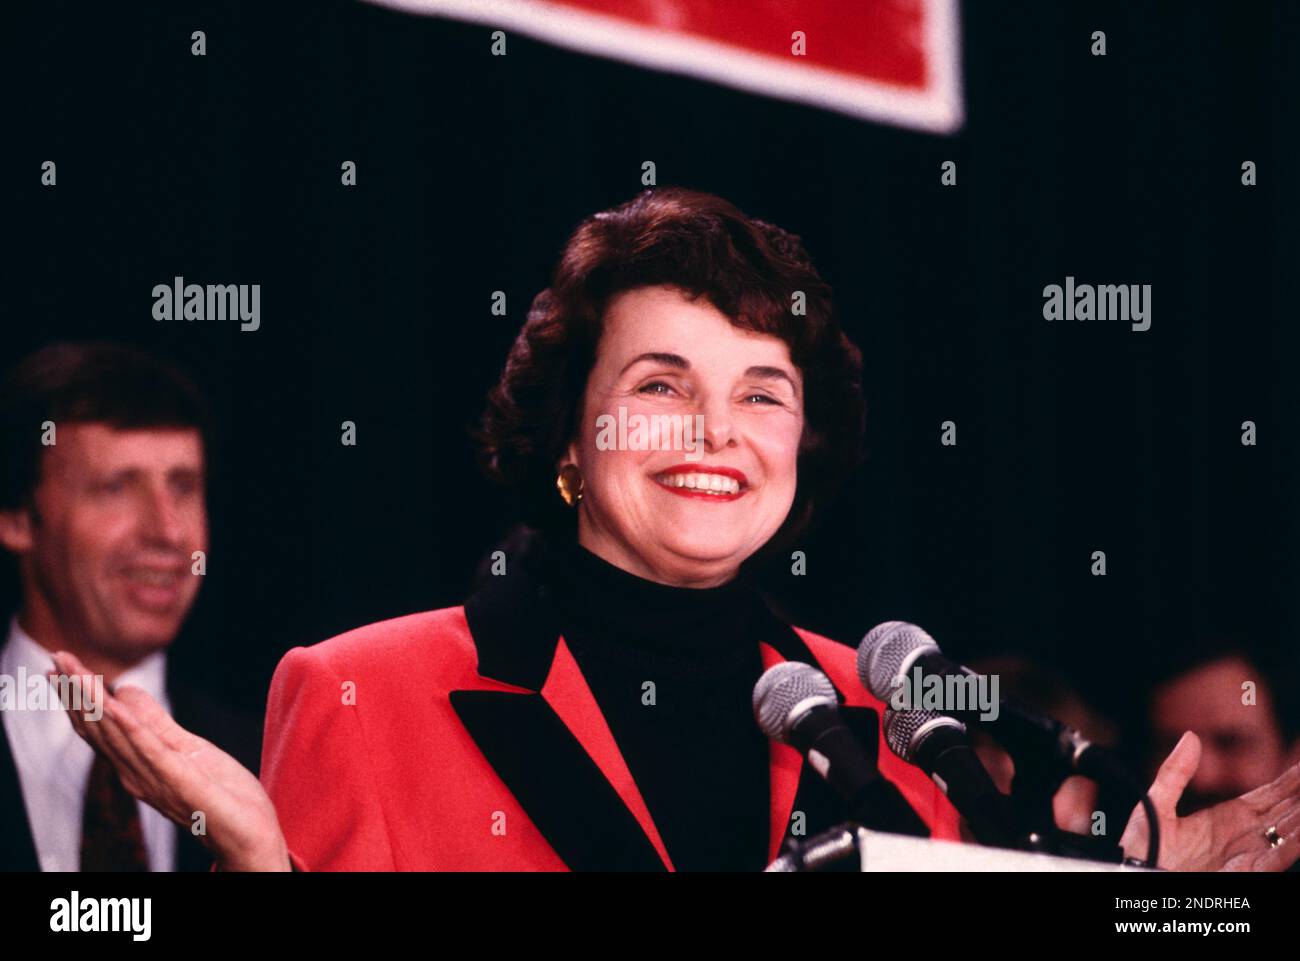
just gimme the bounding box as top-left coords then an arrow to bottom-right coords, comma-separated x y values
363,0 -> 963,133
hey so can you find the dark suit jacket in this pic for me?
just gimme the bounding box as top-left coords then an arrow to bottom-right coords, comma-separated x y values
0,663 -> 261,872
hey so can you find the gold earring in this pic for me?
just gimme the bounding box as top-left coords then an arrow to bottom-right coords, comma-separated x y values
556,464 -> 584,507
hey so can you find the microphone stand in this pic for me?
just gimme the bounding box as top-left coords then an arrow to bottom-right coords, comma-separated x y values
961,700 -> 1156,865
1007,750 -> 1127,863
766,825 -> 864,872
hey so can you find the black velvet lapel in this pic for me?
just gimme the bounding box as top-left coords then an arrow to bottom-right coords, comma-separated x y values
0,726 -> 39,871
462,545 -> 563,691
450,689 -> 666,871
458,547 -> 667,870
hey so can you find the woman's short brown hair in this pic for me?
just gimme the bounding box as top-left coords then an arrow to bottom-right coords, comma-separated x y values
478,187 -> 865,556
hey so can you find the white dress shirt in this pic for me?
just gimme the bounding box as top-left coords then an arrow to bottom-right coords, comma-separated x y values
0,617 -> 177,872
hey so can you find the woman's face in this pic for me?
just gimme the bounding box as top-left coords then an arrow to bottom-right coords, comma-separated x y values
566,285 -> 804,587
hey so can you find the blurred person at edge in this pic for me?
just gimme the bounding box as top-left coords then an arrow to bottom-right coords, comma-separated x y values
49,190 -> 1300,872
0,343 -> 259,871
1148,642 -> 1300,816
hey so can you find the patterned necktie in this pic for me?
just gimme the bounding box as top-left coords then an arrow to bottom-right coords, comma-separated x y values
80,751 -> 150,871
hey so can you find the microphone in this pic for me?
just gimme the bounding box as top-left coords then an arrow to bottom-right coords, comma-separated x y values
752,662 -> 881,809
857,621 -> 1133,787
752,662 -> 939,840
881,704 -> 1023,848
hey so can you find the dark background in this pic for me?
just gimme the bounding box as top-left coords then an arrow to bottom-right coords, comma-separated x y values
5,1 -> 1297,752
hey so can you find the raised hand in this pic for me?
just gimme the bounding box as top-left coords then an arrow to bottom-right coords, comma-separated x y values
51,651 -> 291,872
1121,730 -> 1300,871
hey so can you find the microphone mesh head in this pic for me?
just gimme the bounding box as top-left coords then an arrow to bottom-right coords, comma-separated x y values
856,621 -> 938,699
882,707 -> 936,763
752,661 -> 837,743
883,707 -> 965,763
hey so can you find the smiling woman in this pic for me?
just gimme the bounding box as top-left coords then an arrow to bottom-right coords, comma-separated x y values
480,189 -> 867,576
549,284 -> 807,587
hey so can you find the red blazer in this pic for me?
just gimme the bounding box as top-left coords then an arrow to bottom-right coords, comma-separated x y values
261,599 -> 961,871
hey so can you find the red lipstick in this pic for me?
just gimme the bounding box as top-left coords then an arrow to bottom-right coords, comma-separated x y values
651,464 -> 748,501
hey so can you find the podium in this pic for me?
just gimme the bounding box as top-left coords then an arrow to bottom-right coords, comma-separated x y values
767,825 -> 1155,872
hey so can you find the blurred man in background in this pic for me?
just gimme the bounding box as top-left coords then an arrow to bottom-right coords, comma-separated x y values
1148,642 -> 1299,817
0,342 -> 258,871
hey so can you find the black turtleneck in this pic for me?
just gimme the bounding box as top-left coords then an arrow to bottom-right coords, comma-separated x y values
541,537 -> 777,872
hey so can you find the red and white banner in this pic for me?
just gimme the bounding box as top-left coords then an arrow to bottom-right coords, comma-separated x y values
367,0 -> 963,133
